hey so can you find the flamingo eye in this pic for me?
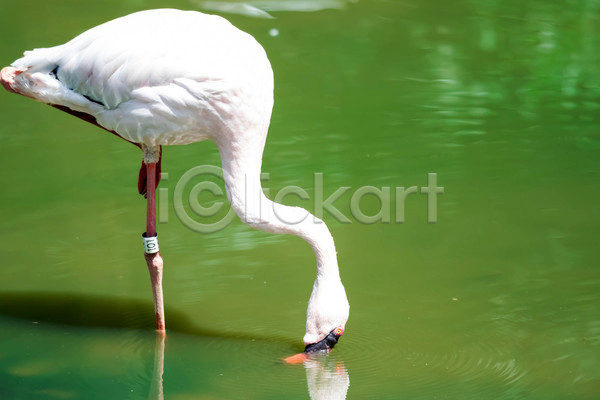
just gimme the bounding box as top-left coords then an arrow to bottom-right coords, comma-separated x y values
335,328 -> 343,336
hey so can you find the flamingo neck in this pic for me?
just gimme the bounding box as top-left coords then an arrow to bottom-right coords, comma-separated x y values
268,196 -> 341,281
219,153 -> 341,281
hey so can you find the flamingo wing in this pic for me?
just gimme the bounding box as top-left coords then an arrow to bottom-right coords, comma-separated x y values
9,9 -> 271,146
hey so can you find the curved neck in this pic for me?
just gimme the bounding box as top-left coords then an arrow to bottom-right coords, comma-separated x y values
218,146 -> 340,280
267,196 -> 340,280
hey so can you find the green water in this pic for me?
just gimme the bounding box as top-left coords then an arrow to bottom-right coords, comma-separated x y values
1,0 -> 600,399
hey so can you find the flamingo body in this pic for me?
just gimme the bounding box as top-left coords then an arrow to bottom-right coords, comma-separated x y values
9,9 -> 272,147
1,9 -> 349,349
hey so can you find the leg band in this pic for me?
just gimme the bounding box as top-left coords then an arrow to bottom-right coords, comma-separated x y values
142,233 -> 159,254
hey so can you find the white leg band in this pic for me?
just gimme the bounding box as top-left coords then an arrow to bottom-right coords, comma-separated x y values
142,233 -> 159,254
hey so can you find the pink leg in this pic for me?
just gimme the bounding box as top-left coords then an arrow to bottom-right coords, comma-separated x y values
145,252 -> 165,333
144,162 -> 166,333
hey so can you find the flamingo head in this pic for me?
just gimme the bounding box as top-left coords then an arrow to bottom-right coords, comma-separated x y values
304,327 -> 345,353
302,278 -> 349,353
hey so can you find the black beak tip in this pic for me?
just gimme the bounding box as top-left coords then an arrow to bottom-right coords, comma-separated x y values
304,329 -> 343,354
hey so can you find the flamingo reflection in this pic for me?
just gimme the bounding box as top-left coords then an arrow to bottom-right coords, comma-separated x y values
304,355 -> 350,400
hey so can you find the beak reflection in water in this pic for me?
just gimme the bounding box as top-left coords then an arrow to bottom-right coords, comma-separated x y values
283,328 -> 349,399
285,351 -> 350,400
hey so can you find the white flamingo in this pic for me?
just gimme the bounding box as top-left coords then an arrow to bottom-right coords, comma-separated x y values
1,9 -> 349,351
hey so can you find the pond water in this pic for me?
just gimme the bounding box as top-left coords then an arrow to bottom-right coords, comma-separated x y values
1,0 -> 599,399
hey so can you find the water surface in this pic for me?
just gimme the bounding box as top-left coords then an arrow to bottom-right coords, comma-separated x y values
1,0 -> 599,398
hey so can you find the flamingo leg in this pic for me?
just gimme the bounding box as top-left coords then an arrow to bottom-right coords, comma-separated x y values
143,161 -> 166,333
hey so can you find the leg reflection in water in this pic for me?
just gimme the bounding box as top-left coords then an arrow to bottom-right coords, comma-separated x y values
146,334 -> 348,399
148,334 -> 165,400
304,355 -> 350,400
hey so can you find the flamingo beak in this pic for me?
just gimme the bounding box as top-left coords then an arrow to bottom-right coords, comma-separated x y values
304,327 -> 344,353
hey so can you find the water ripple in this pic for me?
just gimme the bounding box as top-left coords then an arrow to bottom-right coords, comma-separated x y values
340,325 -> 529,395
